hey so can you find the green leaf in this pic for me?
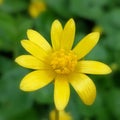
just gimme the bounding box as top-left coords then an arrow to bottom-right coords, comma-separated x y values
0,56 -> 15,73
105,32 -> 120,51
0,67 -> 33,118
10,109 -> 38,120
85,43 -> 108,61
45,0 -> 72,18
109,9 -> 120,28
0,0 -> 28,13
105,88 -> 120,119
0,12 -> 17,51
69,0 -> 108,20
33,83 -> 53,104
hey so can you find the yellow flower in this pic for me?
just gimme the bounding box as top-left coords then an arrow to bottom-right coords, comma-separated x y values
28,0 -> 46,18
0,0 -> 3,5
92,25 -> 103,34
15,18 -> 112,110
110,63 -> 118,71
49,110 -> 72,120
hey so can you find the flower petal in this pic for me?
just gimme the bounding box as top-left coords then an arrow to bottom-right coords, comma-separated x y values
21,40 -> 48,61
61,18 -> 75,50
15,55 -> 49,69
54,76 -> 70,110
51,20 -> 63,50
20,70 -> 55,91
77,60 -> 112,74
69,73 -> 96,105
27,29 -> 52,52
73,32 -> 100,59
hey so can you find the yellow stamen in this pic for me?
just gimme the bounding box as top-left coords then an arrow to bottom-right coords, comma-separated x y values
50,49 -> 77,74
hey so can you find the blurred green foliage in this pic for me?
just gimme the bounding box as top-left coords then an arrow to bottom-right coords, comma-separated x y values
0,0 -> 120,120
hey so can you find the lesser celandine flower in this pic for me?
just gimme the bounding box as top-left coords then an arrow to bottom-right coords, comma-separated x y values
0,0 -> 3,5
49,110 -> 72,120
15,18 -> 112,110
28,0 -> 46,18
110,63 -> 118,71
92,25 -> 103,34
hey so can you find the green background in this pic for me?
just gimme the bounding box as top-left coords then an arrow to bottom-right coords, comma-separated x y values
0,0 -> 120,120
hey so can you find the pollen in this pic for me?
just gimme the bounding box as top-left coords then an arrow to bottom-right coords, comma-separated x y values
50,49 -> 77,74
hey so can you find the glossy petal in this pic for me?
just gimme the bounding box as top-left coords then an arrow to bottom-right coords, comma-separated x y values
61,18 -> 75,50
54,76 -> 70,110
51,20 -> 63,50
27,29 -> 52,52
21,40 -> 48,61
77,60 -> 112,74
15,55 -> 49,69
69,73 -> 96,105
73,32 -> 100,59
20,70 -> 55,91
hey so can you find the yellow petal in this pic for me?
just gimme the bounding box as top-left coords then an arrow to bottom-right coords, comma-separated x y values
51,20 -> 63,50
77,60 -> 112,74
21,40 -> 48,61
73,32 -> 100,59
54,76 -> 70,110
20,70 -> 55,91
27,29 -> 52,52
61,18 -> 75,50
15,55 -> 49,69
69,73 -> 96,105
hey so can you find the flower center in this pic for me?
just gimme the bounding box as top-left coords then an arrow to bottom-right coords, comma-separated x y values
50,49 -> 77,74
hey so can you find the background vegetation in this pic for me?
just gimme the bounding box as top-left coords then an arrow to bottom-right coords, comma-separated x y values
0,0 -> 120,120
